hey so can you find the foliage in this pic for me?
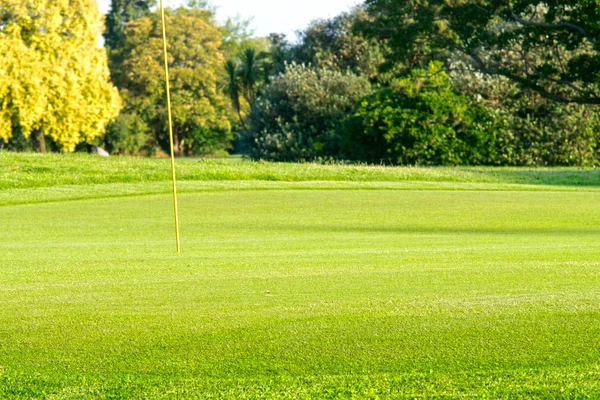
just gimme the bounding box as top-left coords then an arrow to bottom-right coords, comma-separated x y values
223,44 -> 272,132
246,64 -> 373,161
451,67 -> 600,166
0,27 -> 44,147
104,0 -> 155,50
111,6 -> 233,156
292,6 -> 388,81
0,0 -> 121,151
344,63 -> 495,165
0,127 -> 32,152
363,0 -> 600,105
224,60 -> 245,129
238,48 -> 264,104
494,99 -> 600,166
99,113 -> 151,156
221,16 -> 259,59
264,33 -> 293,77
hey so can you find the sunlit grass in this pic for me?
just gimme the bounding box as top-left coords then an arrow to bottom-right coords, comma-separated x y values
2,152 -> 600,191
1,154 -> 599,398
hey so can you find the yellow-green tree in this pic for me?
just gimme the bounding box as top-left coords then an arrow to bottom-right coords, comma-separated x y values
112,6 -> 232,156
0,0 -> 121,152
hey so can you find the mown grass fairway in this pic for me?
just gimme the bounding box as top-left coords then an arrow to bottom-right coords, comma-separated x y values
1,154 -> 600,398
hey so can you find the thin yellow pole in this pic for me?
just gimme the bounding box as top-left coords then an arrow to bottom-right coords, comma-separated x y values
160,0 -> 181,253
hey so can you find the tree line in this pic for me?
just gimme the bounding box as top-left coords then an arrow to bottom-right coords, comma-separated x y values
2,0 -> 600,165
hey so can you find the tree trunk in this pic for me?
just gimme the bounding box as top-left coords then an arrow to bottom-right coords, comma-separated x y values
34,128 -> 46,153
237,110 -> 248,131
173,129 -> 181,157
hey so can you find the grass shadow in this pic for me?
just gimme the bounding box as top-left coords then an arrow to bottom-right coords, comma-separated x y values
460,167 -> 600,187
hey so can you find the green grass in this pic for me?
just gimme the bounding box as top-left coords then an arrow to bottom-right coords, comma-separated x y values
1,153 -> 600,398
2,151 -> 600,191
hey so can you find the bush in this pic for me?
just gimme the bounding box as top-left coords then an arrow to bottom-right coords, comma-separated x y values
1,127 -> 33,152
246,64 -> 373,161
101,113 -> 152,156
343,63 -> 496,165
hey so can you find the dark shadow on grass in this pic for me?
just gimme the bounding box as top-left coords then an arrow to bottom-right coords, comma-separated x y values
460,168 -> 600,187
252,223 -> 600,237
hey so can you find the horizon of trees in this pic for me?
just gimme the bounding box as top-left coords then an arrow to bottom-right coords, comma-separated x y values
2,0 -> 600,166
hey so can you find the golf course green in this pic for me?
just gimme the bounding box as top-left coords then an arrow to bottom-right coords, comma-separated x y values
1,153 -> 599,398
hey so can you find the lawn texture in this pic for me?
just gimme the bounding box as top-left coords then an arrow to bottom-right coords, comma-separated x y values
1,154 -> 599,398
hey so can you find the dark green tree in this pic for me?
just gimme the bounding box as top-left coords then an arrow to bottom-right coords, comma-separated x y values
267,33 -> 292,76
104,0 -> 155,50
239,47 -> 268,104
223,40 -> 271,132
450,65 -> 600,166
292,7 -> 387,81
364,0 -> 600,104
224,59 -> 246,129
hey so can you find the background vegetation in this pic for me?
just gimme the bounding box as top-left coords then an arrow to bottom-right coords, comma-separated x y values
3,2 -> 600,396
2,0 -> 600,164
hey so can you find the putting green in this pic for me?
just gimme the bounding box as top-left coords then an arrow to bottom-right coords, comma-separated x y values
1,188 -> 599,398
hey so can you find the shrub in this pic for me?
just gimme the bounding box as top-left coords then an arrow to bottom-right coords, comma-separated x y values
101,113 -> 152,156
246,64 -> 373,161
343,63 -> 496,165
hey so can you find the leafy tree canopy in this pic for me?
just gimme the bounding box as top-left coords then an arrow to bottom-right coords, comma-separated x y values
292,6 -> 388,81
364,0 -> 600,104
104,0 -> 155,50
113,6 -> 232,155
0,0 -> 121,151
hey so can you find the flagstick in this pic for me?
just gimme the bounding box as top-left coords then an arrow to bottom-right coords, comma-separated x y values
160,0 -> 181,253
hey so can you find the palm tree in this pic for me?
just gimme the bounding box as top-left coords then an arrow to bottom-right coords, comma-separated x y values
239,48 -> 262,104
224,59 -> 247,130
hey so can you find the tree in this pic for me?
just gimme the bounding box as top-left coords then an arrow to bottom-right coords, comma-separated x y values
104,0 -> 155,50
113,6 -> 232,155
221,15 -> 255,59
292,7 -> 387,81
0,0 -> 121,152
364,0 -> 600,104
99,113 -> 150,155
267,33 -> 292,76
223,38 -> 271,132
224,60 -> 246,129
450,65 -> 600,166
246,64 -> 373,161
239,48 -> 264,104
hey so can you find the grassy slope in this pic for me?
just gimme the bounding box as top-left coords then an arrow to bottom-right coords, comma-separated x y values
3,152 -> 600,207
1,154 -> 600,398
2,152 -> 600,190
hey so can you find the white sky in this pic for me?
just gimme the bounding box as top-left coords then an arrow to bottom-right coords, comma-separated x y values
97,0 -> 361,41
